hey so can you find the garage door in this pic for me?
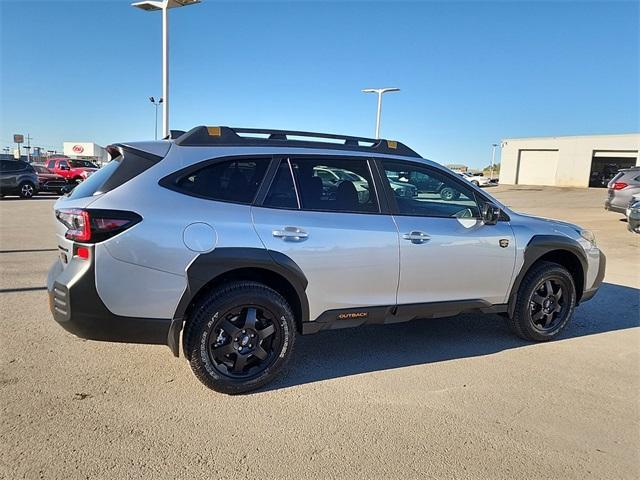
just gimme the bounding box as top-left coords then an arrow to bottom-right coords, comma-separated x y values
517,150 -> 559,186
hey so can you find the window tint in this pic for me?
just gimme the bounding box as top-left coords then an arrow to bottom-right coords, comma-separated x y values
174,158 -> 269,204
290,157 -> 379,213
382,161 -> 481,218
264,160 -> 298,209
59,160 -> 69,168
46,160 -> 55,169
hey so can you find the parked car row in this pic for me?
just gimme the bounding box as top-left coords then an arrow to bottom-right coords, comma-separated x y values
603,166 -> 640,234
0,158 -> 98,199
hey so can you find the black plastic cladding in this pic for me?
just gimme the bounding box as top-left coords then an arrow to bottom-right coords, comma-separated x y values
173,126 -> 421,158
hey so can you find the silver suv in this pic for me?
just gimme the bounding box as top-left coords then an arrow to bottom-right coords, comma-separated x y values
47,126 -> 605,394
605,167 -> 640,214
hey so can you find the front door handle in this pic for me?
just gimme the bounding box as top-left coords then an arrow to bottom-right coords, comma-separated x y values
272,226 -> 309,241
402,231 -> 431,244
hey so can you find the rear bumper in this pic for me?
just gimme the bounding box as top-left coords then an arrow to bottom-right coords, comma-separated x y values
47,250 -> 171,345
604,199 -> 626,214
580,251 -> 606,303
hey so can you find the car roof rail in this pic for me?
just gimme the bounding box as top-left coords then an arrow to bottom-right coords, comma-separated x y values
173,126 -> 421,157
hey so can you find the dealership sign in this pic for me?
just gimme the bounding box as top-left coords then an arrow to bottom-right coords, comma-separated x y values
63,142 -> 97,157
13,134 -> 24,144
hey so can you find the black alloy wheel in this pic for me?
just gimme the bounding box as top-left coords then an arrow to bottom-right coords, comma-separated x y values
509,261 -> 576,341
207,305 -> 281,378
185,281 -> 296,394
528,276 -> 570,333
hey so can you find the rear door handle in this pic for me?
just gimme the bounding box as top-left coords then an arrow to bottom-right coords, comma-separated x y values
272,226 -> 309,241
402,231 -> 431,244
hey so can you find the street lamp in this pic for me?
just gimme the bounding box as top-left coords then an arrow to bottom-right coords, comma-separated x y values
132,0 -> 201,139
362,87 -> 400,139
149,96 -> 164,140
490,143 -> 499,180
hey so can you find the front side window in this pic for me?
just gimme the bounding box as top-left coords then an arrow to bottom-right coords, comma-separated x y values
59,160 -> 69,168
382,161 -> 481,218
173,158 -> 269,204
46,160 -> 55,169
289,157 -> 379,213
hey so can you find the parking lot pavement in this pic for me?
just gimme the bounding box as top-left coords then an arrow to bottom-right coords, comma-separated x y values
1,187 -> 638,480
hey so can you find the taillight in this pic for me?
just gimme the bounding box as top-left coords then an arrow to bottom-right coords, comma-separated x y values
612,182 -> 628,190
56,209 -> 90,241
55,209 -> 142,243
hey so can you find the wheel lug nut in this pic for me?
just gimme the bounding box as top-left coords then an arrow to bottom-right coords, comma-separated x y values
248,344 -> 252,348
250,334 -> 255,338
242,330 -> 246,333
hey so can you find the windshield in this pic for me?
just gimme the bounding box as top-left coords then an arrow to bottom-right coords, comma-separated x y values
70,160 -> 98,168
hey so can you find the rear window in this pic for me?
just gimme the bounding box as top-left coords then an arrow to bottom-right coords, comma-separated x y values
169,158 -> 270,204
67,146 -> 162,199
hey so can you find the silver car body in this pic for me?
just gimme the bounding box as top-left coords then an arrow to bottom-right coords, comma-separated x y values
54,145 -> 598,315
605,167 -> 640,214
48,130 -> 604,355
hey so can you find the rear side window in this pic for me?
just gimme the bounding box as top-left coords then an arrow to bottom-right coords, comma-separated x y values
264,160 -> 298,209
68,146 -> 162,199
171,158 -> 270,204
288,157 -> 379,213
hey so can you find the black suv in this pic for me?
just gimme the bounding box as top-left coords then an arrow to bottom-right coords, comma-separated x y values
0,160 -> 39,198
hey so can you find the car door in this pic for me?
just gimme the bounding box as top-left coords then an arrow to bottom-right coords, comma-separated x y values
0,161 -> 19,188
379,159 -> 516,306
252,156 -> 399,321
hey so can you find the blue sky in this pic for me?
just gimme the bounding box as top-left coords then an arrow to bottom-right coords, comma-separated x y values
1,0 -> 638,167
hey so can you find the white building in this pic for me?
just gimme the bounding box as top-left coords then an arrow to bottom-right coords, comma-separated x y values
499,133 -> 640,188
63,142 -> 109,165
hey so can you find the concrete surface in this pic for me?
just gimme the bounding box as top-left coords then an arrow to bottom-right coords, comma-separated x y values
0,187 -> 638,479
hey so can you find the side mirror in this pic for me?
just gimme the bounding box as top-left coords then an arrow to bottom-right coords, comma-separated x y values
482,202 -> 501,225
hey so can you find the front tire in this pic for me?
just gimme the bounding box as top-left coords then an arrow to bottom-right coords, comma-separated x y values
184,281 -> 296,394
19,181 -> 35,199
508,261 -> 576,341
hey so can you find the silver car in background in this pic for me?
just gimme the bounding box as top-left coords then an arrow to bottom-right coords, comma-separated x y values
605,167 -> 640,214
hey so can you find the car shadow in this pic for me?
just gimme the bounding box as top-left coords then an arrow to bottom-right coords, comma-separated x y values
263,282 -> 639,392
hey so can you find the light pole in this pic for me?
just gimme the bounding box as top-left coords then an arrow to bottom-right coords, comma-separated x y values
149,96 -> 164,140
132,0 -> 201,139
362,87 -> 400,139
490,143 -> 498,180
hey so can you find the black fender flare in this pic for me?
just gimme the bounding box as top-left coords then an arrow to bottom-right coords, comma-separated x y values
167,247 -> 309,356
507,235 -> 587,317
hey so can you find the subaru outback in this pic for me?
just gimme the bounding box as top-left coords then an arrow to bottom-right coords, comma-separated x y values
47,126 -> 605,394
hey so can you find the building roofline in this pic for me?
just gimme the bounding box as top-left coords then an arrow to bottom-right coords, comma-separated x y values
502,132 -> 640,142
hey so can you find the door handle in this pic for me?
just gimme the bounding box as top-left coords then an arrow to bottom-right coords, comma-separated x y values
272,226 -> 309,241
402,231 -> 431,244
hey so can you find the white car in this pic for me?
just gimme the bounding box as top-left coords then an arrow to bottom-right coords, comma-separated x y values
458,172 -> 492,187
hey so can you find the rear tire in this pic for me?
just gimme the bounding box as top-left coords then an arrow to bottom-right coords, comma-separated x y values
184,281 -> 296,394
508,261 -> 576,341
18,181 -> 35,199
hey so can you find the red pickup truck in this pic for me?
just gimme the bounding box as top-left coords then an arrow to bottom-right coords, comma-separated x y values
46,157 -> 98,184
